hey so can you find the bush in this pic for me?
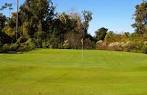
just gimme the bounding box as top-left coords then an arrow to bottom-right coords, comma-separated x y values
63,40 -> 70,49
0,47 -> 2,52
42,41 -> 47,48
143,45 -> 147,54
124,41 -> 144,52
10,43 -> 19,51
108,42 -> 123,51
84,38 -> 95,49
96,40 -> 145,53
0,41 -> 2,47
0,43 -> 19,53
2,44 -> 10,53
16,36 -> 28,44
17,38 -> 35,51
96,40 -> 107,50
34,38 -> 42,48
0,37 -> 35,53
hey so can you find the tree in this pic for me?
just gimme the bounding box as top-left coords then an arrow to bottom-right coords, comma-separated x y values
0,13 -> 6,31
52,12 -> 84,48
0,0 -> 95,51
95,27 -> 108,41
0,6 -> 15,43
132,1 -> 147,35
18,0 -> 55,37
81,11 -> 93,49
82,10 -> 92,36
0,3 -> 13,17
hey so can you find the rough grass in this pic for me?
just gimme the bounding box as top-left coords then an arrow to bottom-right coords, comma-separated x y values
0,49 -> 147,95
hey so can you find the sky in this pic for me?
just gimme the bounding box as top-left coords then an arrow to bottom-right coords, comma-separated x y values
0,0 -> 142,35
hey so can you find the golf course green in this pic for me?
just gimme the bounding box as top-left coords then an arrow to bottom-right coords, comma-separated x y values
0,49 -> 147,95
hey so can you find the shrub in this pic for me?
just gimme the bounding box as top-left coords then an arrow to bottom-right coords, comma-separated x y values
2,44 -> 10,53
0,47 -> 2,52
0,41 -> 2,47
129,41 -> 143,52
121,41 -> 144,52
96,40 -> 146,53
42,41 -> 47,48
143,45 -> 147,54
63,40 -> 70,49
96,40 -> 107,50
84,38 -> 94,49
144,41 -> 147,45
34,38 -> 42,48
108,42 -> 123,51
24,39 -> 35,50
2,26 -> 15,38
0,37 -> 35,53
10,43 -> 19,51
17,38 -> 35,51
0,43 -> 19,53
16,36 -> 28,44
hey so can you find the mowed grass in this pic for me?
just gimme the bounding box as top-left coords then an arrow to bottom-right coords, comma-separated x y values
0,49 -> 147,95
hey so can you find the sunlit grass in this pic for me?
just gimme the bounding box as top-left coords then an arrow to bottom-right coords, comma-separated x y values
0,49 -> 147,95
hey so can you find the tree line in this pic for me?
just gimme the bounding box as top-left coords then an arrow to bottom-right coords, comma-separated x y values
0,0 -> 147,53
0,0 -> 96,52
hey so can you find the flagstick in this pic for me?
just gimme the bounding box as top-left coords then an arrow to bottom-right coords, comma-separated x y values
81,31 -> 84,63
82,38 -> 84,62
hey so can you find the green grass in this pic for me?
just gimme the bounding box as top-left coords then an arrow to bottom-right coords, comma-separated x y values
0,49 -> 147,95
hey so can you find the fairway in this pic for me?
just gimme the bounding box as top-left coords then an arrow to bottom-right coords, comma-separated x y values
0,49 -> 147,95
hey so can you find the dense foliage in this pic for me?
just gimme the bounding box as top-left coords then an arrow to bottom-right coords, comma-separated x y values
0,0 -> 96,53
132,0 -> 147,35
0,0 -> 147,54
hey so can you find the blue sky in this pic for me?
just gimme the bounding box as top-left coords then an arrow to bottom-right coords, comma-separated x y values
0,0 -> 142,35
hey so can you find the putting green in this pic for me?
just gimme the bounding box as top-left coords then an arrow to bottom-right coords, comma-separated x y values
0,49 -> 147,95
